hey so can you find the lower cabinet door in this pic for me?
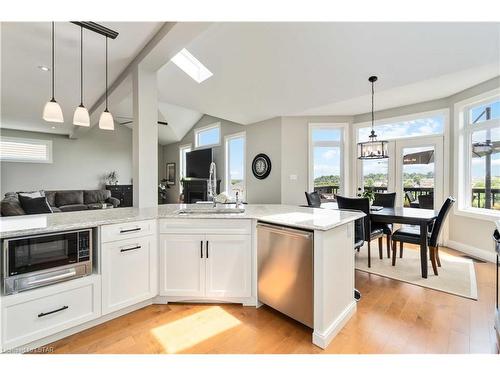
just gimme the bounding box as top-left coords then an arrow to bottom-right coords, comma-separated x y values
160,234 -> 206,297
101,235 -> 158,314
205,235 -> 251,298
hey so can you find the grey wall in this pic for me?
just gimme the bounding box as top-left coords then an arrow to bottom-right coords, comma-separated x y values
246,117 -> 282,204
160,114 -> 245,203
1,125 -> 133,196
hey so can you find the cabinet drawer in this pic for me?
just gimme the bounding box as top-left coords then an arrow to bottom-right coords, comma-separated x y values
159,219 -> 251,235
101,219 -> 156,243
2,275 -> 101,350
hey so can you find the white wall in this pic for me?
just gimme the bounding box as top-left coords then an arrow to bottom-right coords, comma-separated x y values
1,125 -> 133,196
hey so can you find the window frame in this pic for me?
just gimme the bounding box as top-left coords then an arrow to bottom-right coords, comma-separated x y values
308,123 -> 349,198
224,131 -> 246,200
0,136 -> 53,163
194,122 -> 221,149
454,88 -> 500,220
178,143 -> 192,192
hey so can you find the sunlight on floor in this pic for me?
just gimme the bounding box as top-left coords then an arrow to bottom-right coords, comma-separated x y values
150,306 -> 242,353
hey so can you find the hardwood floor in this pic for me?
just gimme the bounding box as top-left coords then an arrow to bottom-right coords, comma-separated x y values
36,246 -> 498,354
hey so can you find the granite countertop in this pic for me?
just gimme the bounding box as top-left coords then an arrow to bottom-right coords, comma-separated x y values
0,204 -> 365,238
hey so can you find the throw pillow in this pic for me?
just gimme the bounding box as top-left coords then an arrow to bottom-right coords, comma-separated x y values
18,190 -> 44,199
18,196 -> 53,215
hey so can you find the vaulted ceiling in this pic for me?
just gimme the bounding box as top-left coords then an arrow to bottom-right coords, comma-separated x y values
2,22 -> 499,145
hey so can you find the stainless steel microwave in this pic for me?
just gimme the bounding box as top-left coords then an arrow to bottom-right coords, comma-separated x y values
2,229 -> 92,295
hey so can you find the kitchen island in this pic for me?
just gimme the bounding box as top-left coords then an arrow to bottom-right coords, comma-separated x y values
0,204 -> 364,352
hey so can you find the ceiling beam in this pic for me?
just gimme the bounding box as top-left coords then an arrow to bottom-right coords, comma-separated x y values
70,22 -> 214,139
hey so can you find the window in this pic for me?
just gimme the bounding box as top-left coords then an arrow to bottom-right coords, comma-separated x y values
179,143 -> 191,191
463,95 -> 500,212
0,137 -> 52,163
308,124 -> 346,201
171,48 -> 213,83
225,133 -> 246,200
195,124 -> 220,148
358,114 -> 445,142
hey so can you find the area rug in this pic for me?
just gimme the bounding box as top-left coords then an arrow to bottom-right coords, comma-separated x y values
355,245 -> 478,300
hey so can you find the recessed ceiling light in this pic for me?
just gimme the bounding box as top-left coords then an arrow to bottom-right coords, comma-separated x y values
38,65 -> 50,72
51,126 -> 56,129
171,48 -> 213,83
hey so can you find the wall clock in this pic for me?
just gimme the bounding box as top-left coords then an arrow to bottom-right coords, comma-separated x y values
252,153 -> 272,179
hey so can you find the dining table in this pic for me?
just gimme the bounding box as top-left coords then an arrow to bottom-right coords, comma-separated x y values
320,203 -> 439,278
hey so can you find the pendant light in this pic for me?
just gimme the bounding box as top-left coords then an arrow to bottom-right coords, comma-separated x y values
43,22 -> 64,123
357,76 -> 389,160
99,36 -> 114,130
73,26 -> 90,126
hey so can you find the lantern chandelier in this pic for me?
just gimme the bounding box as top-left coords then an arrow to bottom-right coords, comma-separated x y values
357,75 -> 389,160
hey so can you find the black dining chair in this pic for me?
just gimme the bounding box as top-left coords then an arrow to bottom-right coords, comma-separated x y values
304,191 -> 322,208
336,195 -> 384,267
391,197 -> 456,275
418,194 -> 434,209
372,192 -> 396,259
405,191 -> 419,208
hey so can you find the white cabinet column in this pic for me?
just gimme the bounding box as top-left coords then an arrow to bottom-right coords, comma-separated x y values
132,66 -> 158,208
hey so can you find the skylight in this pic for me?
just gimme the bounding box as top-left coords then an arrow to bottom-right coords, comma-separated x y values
171,48 -> 213,83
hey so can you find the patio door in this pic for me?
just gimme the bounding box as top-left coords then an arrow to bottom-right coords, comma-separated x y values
394,136 -> 444,209
356,136 -> 444,209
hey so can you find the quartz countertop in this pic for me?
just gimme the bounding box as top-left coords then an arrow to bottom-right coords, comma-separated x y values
0,204 -> 365,238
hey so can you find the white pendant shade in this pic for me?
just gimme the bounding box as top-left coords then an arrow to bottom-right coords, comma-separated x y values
42,99 -> 64,123
73,105 -> 90,127
99,110 -> 114,130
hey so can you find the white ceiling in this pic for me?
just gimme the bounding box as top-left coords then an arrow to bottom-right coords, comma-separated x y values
158,22 -> 500,124
113,94 -> 202,145
1,21 -> 163,135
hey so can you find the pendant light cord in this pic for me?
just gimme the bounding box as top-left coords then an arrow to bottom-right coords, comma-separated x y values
371,79 -> 374,132
80,26 -> 83,106
51,21 -> 55,100
105,36 -> 108,111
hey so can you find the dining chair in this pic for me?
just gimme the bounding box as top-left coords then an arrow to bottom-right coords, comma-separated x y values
405,191 -> 419,208
372,192 -> 396,258
391,197 -> 456,275
336,195 -> 384,267
418,194 -> 434,209
304,191 -> 321,207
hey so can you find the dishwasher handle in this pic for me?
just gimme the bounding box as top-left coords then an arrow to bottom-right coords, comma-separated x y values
257,223 -> 313,240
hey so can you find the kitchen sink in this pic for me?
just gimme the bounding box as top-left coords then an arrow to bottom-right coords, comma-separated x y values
176,206 -> 246,215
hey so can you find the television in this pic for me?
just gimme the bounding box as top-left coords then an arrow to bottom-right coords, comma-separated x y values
185,148 -> 213,179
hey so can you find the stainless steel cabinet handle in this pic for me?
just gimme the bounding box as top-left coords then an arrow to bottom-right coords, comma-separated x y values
38,305 -> 68,318
120,227 -> 141,233
206,240 -> 209,258
200,240 -> 203,258
120,245 -> 141,252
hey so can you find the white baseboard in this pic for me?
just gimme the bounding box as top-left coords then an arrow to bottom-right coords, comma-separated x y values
444,239 -> 496,263
312,301 -> 357,349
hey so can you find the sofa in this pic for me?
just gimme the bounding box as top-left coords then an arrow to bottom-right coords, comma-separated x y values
1,189 -> 121,216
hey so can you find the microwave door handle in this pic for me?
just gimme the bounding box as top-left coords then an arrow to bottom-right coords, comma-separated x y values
26,269 -> 77,286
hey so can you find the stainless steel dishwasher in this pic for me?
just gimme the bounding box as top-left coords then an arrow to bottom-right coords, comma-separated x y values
257,222 -> 314,328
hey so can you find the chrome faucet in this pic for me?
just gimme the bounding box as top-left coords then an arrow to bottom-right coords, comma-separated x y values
208,162 -> 217,207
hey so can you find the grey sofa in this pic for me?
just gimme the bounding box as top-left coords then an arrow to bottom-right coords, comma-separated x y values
1,189 -> 121,216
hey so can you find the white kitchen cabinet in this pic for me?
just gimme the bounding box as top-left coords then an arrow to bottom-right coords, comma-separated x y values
159,231 -> 252,301
160,234 -> 205,297
101,235 -> 158,314
205,235 -> 251,298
